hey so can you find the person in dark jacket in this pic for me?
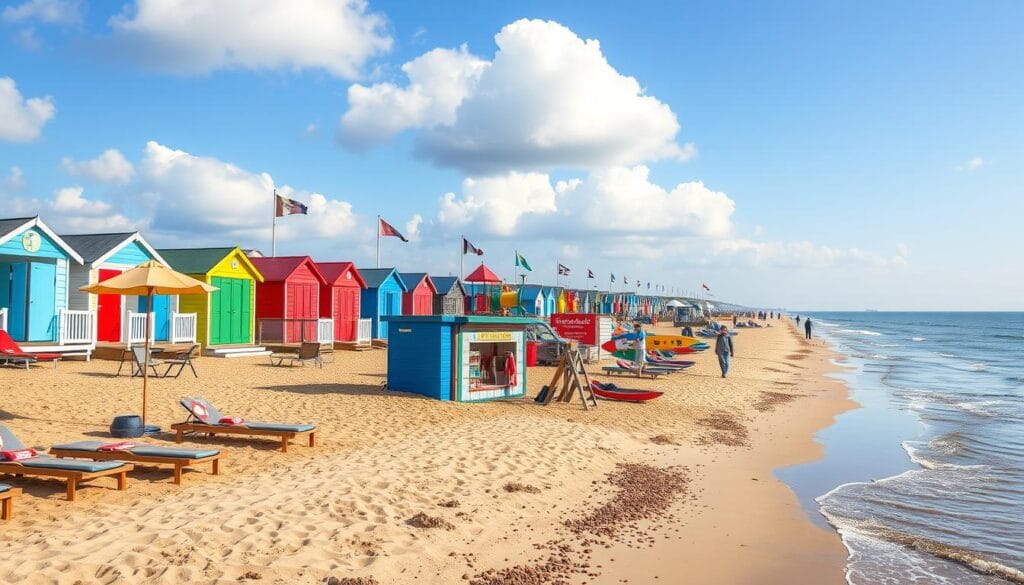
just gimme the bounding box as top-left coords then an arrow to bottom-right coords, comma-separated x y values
804,318 -> 812,340
715,326 -> 735,377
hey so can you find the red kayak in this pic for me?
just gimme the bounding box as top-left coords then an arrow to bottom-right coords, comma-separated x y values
590,381 -> 663,402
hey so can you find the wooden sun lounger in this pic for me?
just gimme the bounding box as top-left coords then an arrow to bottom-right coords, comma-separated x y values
0,485 -> 20,520
49,444 -> 222,485
601,366 -> 664,379
0,461 -> 132,501
169,422 -> 314,453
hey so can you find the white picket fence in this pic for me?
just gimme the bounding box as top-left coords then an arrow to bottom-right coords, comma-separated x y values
317,318 -> 334,344
0,307 -> 6,332
357,318 -> 372,344
58,309 -> 96,345
171,312 -> 197,343
126,311 -> 155,344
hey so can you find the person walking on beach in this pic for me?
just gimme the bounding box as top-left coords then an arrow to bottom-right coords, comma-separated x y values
633,322 -> 647,376
716,326 -> 735,378
796,315 -> 801,325
804,317 -> 813,340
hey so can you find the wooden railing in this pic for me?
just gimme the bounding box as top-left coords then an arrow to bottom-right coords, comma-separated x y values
170,312 -> 197,343
258,318 -> 329,344
357,318 -> 372,344
317,318 -> 334,344
126,311 -> 155,344
58,309 -> 95,345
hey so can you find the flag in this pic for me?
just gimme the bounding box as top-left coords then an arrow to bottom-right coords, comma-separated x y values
379,218 -> 408,242
558,263 -> 571,276
463,237 -> 483,256
624,277 -> 628,285
647,282 -> 651,289
702,283 -> 711,291
275,194 -> 308,217
587,269 -> 595,279
515,251 -> 532,271
610,274 -> 616,283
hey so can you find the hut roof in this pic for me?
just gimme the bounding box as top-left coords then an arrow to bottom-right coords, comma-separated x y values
398,272 -> 437,294
431,276 -> 465,296
359,267 -> 408,291
464,263 -> 502,283
249,256 -> 327,285
60,232 -> 167,266
0,216 -> 84,263
317,262 -> 367,288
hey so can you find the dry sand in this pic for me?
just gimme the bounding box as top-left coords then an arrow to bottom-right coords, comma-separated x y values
0,320 -> 853,584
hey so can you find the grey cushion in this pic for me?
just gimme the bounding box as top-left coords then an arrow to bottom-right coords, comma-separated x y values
243,422 -> 316,433
0,483 -> 10,493
17,456 -> 126,473
0,425 -> 26,451
179,398 -> 314,432
52,441 -> 219,459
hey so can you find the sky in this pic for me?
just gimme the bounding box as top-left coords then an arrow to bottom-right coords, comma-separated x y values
1,0 -> 1021,310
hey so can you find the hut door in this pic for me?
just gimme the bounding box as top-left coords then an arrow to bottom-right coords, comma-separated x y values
27,262 -> 57,341
96,268 -> 123,342
6,263 -> 28,341
334,288 -> 357,341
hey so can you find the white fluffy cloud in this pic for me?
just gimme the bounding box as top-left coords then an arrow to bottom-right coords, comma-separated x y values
107,0 -> 391,79
340,19 -> 691,173
435,165 -> 734,239
4,166 -> 27,190
61,148 -> 135,184
340,45 -> 489,148
0,77 -> 56,142
2,0 -> 82,25
5,186 -> 136,232
955,156 -> 985,172
710,239 -> 909,269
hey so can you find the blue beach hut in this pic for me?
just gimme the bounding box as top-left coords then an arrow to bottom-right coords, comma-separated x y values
61,232 -> 172,343
518,284 -> 547,316
0,217 -> 83,343
359,268 -> 407,339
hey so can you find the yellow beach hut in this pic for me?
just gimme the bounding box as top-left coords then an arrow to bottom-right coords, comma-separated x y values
155,247 -> 267,357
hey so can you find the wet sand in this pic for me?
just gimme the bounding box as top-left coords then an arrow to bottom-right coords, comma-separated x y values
0,320 -> 852,584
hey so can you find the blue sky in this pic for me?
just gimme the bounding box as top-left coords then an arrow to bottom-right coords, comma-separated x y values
1,0 -> 1021,310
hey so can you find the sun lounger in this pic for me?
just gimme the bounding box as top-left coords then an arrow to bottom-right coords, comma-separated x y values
269,342 -> 323,368
0,484 -> 20,520
49,441 -> 221,485
0,425 -> 132,501
171,397 -> 316,453
0,331 -> 61,369
601,365 -> 663,379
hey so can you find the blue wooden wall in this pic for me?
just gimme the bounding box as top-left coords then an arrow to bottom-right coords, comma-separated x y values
385,320 -> 453,400
106,241 -> 153,266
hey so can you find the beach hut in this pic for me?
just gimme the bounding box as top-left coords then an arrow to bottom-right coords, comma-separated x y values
156,247 -> 265,355
0,217 -> 84,346
61,232 -> 174,344
249,256 -> 328,344
316,262 -> 366,342
544,287 -> 558,316
431,277 -> 466,316
359,268 -> 407,339
383,315 -> 534,402
399,273 -> 437,316
518,284 -> 547,316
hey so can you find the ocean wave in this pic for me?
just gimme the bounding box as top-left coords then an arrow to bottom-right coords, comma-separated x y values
876,343 -> 901,347
823,513 -> 1024,584
816,320 -> 840,327
937,352 -> 957,358
871,354 -> 891,360
841,329 -> 883,336
911,337 -> 926,342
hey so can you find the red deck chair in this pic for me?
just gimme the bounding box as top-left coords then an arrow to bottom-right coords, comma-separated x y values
0,331 -> 61,369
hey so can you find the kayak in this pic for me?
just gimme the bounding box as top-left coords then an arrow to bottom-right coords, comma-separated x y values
590,381 -> 663,402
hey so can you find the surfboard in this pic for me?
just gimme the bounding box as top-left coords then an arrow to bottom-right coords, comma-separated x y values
601,333 -> 706,354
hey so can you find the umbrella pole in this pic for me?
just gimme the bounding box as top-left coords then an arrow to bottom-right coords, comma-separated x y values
143,290 -> 152,428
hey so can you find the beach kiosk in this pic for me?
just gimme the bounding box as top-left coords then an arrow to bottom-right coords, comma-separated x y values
157,247 -> 265,356
316,261 -> 366,342
359,268 -> 407,339
399,272 -> 437,316
383,315 -> 535,402
249,256 -> 328,344
0,216 -> 84,345
62,232 -> 172,343
431,277 -> 466,316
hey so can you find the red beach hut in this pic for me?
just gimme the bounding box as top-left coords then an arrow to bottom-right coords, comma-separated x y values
249,256 -> 327,343
316,261 -> 366,342
399,273 -> 437,315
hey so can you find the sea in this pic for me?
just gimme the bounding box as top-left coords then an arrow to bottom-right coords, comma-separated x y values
776,312 -> 1024,584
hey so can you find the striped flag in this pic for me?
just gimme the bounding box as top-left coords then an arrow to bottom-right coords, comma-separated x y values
463,237 -> 483,256
275,194 -> 308,217
558,263 -> 571,276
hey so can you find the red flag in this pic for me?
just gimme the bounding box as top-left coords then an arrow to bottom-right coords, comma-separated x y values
275,194 -> 308,217
463,237 -> 483,256
379,218 -> 408,242
702,283 -> 711,291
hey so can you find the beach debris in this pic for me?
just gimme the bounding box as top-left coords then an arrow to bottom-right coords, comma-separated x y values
649,434 -> 679,445
696,412 -> 749,446
439,499 -> 462,508
753,391 -> 797,412
407,512 -> 455,530
324,577 -> 379,585
239,571 -> 262,580
503,482 -> 541,494
566,464 -> 688,539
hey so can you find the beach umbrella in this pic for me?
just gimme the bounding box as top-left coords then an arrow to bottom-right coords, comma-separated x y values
80,260 -> 217,427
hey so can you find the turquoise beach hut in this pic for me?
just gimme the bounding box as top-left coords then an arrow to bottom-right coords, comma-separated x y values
519,285 -> 547,316
544,287 -> 560,316
359,268 -> 407,339
0,217 -> 83,343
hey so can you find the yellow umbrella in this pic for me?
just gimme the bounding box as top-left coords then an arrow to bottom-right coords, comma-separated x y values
80,260 -> 218,427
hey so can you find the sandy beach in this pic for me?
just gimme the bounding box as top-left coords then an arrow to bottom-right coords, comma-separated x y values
0,321 -> 853,584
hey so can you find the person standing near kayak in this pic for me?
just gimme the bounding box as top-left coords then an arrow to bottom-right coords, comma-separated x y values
633,322 -> 647,375
716,325 -> 735,378
805,318 -> 813,340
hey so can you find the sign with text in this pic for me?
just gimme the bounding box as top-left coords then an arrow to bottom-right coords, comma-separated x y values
550,313 -> 599,345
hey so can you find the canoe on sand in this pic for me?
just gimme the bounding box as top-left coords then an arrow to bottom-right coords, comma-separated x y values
590,381 -> 664,402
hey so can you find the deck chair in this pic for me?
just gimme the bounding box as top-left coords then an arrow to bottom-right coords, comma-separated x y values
49,440 -> 220,485
0,484 -> 20,520
0,425 -> 132,501
161,344 -> 199,378
0,331 -> 61,369
269,342 -> 322,368
601,365 -> 662,379
171,397 -> 316,453
129,346 -> 165,378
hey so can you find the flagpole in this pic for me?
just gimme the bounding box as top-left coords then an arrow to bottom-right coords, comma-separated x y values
271,188 -> 277,257
376,215 -> 381,268
460,235 -> 464,281
513,249 -> 518,286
